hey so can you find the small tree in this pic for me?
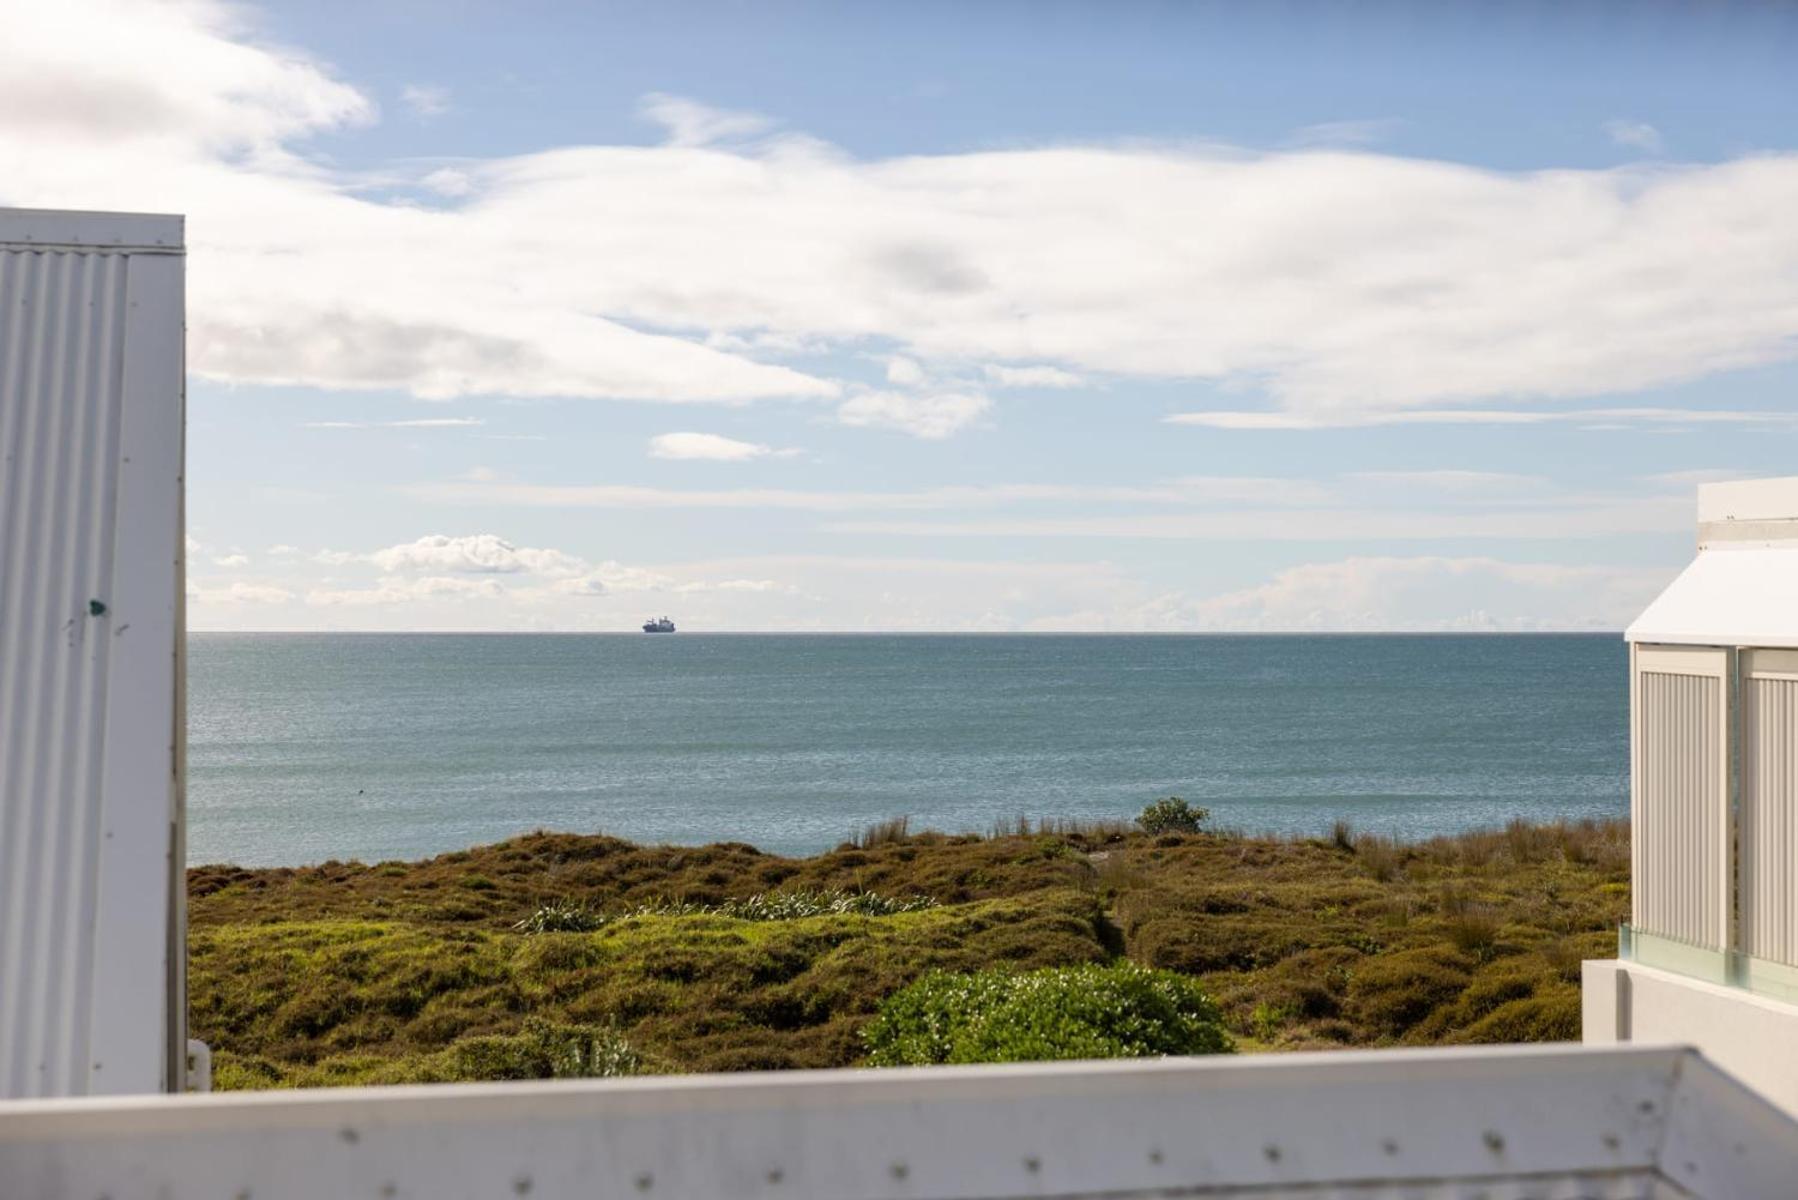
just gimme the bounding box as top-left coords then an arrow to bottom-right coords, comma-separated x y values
1138,796 -> 1208,835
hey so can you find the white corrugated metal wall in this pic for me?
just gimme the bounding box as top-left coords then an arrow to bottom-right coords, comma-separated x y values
1631,645 -> 1729,948
1743,649 -> 1798,965
0,209 -> 185,1098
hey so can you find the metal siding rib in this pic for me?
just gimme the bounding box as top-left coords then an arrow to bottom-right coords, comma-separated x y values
0,245 -> 140,1098
1744,677 -> 1798,964
1636,671 -> 1722,947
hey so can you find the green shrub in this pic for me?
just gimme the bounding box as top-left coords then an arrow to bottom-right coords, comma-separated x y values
515,889 -> 937,934
421,1018 -> 643,1081
1249,1001 -> 1293,1042
1137,797 -> 1208,836
1347,945 -> 1473,1037
1454,988 -> 1581,1044
1356,835 -> 1403,883
1438,889 -> 1503,960
514,900 -> 605,933
712,889 -> 937,920
862,962 -> 1233,1066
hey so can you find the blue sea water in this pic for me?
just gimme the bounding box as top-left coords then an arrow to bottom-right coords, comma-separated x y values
187,633 -> 1628,867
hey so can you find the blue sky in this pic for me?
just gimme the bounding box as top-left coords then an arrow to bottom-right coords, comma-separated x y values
8,0 -> 1798,630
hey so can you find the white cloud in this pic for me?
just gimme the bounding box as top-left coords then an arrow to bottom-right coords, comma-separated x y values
400,84 -> 450,119
837,391 -> 991,439
1605,119 -> 1664,155
406,474 -> 1333,511
1182,556 -> 1670,632
187,580 -> 292,605
364,533 -> 585,576
1167,407 -> 1798,431
983,364 -> 1085,389
648,431 -> 790,462
1348,470 -> 1546,491
638,92 -> 775,147
553,562 -> 677,596
306,575 -> 505,606
884,357 -> 927,387
10,2 -> 1798,425
301,417 -> 485,430
211,553 -> 251,567
1286,119 -> 1402,148
823,496 -> 1687,541
181,547 -> 1681,634
267,544 -> 300,556
672,577 -> 799,595
1642,468 -> 1762,488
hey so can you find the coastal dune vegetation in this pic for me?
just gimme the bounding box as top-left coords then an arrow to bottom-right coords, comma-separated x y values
188,809 -> 1628,1089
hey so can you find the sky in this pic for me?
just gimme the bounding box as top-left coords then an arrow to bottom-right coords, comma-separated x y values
5,0 -> 1798,632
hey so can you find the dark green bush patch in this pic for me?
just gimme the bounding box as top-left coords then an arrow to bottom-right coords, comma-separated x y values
1137,797 -> 1209,836
862,962 -> 1233,1066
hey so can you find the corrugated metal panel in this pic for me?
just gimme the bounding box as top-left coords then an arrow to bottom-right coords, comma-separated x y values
1743,654 -> 1798,965
1632,648 -> 1727,948
0,209 -> 184,1099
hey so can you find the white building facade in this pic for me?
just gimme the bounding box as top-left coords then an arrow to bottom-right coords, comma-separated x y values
1585,475 -> 1798,1115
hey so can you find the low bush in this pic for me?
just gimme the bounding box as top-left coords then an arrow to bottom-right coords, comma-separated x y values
856,816 -> 911,848
1438,888 -> 1503,960
1137,797 -> 1209,836
514,889 -> 936,934
1346,945 -> 1474,1038
714,889 -> 937,920
1356,835 -> 1403,882
514,900 -> 605,933
1453,988 -> 1581,1044
862,962 -> 1233,1066
417,1018 -> 644,1082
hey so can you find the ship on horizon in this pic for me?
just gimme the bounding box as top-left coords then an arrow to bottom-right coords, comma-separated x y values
642,616 -> 676,633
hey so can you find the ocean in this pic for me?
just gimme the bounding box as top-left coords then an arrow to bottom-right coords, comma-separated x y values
187,633 -> 1628,867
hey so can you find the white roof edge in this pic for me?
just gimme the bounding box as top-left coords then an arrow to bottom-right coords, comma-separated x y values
1626,545 -> 1798,647
0,206 -> 184,252
1629,476 -> 1798,645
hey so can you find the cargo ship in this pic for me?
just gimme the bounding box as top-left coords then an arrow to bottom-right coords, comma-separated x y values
642,616 -> 676,633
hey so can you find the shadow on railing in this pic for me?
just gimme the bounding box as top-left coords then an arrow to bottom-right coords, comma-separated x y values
1620,924 -> 1798,1005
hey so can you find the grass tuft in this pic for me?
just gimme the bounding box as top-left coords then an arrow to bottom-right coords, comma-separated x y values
855,816 -> 912,848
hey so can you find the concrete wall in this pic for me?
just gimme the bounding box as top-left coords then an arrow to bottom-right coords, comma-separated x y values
1585,958 -> 1798,1116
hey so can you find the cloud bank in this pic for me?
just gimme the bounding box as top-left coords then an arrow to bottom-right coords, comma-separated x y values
7,0 -> 1798,432
186,544 -> 1670,634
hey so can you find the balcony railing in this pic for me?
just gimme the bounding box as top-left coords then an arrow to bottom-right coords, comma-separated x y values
1620,923 -> 1798,1006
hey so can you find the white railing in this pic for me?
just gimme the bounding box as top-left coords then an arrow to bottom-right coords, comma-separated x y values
3,1045 -> 1795,1200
